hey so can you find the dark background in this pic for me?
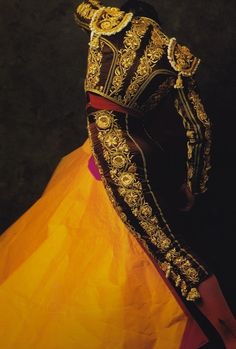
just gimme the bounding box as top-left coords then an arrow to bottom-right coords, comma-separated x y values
0,1 -> 236,347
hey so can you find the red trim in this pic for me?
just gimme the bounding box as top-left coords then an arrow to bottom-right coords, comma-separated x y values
87,92 -> 144,118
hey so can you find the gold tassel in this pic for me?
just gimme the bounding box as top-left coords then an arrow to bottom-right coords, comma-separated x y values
174,72 -> 184,89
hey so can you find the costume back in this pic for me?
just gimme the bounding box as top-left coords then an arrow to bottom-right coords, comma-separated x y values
0,1 -> 213,348
75,0 -> 212,301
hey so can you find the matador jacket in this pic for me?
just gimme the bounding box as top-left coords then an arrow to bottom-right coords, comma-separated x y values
74,0 -> 212,302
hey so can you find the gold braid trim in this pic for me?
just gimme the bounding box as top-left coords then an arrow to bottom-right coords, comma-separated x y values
187,80 -> 212,193
167,37 -> 201,89
90,7 -> 133,36
110,18 -> 150,96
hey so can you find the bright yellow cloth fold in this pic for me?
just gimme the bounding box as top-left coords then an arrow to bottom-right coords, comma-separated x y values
0,138 -> 205,349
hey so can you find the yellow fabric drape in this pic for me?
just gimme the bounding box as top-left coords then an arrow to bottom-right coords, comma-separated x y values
0,138 -> 207,349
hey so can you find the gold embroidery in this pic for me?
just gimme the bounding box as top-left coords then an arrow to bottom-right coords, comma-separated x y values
167,37 -> 201,88
95,110 -> 169,244
85,33 -> 104,90
188,84 -> 212,192
124,26 -> 168,105
76,3 -> 95,20
165,248 -> 200,283
81,12 -> 175,111
95,113 -> 112,129
76,0 -> 101,21
174,88 -> 206,194
160,262 -> 200,300
185,126 -> 195,190
188,87 -> 210,126
87,109 -> 206,301
110,18 -> 150,96
89,0 -> 101,7
90,7 -> 133,36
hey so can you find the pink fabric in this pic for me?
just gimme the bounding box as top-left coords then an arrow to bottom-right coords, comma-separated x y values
88,155 -> 101,180
87,92 -> 145,118
146,251 -> 209,349
180,317 -> 208,349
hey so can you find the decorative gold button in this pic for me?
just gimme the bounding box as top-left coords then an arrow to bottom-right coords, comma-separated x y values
119,172 -> 135,187
96,114 -> 112,129
112,154 -> 126,168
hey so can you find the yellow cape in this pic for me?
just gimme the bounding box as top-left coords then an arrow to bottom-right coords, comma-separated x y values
0,138 -> 207,349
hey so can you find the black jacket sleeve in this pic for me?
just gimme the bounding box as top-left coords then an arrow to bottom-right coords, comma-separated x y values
173,77 -> 212,194
167,37 -> 212,194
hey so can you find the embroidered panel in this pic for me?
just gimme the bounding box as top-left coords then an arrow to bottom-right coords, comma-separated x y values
188,81 -> 212,193
87,109 -> 209,301
85,33 -> 104,91
90,6 -> 133,36
124,26 -> 169,105
109,18 -> 150,97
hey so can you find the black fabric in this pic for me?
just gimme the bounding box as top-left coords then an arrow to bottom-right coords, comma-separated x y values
87,106 -> 211,300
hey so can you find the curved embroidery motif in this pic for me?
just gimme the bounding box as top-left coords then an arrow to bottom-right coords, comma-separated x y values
110,18 -> 150,96
90,7 -> 133,36
124,25 -> 169,105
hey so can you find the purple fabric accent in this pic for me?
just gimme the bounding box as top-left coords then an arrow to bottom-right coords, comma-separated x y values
88,155 -> 101,180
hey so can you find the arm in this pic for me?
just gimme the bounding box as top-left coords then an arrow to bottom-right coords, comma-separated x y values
174,77 -> 212,195
167,37 -> 212,195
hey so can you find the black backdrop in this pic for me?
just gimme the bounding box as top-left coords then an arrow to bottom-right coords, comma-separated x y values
1,0 -> 236,345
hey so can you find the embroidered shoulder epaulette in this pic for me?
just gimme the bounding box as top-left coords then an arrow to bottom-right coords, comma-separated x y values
75,0 -> 102,30
90,6 -> 133,36
167,37 -> 201,88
